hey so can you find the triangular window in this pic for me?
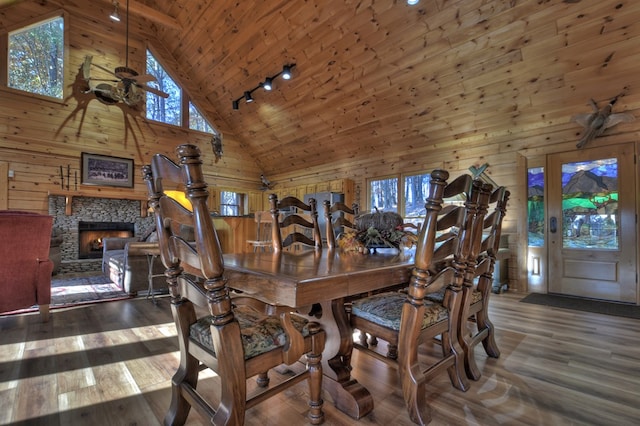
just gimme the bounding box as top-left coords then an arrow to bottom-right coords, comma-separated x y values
146,50 -> 182,125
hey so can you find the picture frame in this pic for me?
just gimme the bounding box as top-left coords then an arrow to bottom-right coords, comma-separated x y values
81,153 -> 134,188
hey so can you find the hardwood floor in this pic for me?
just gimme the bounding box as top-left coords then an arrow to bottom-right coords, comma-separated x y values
1,292 -> 639,425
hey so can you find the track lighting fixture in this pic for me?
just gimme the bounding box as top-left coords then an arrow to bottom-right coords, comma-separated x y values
109,1 -> 121,21
231,63 -> 295,110
281,65 -> 292,80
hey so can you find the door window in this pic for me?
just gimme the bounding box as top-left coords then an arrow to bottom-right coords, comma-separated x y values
560,158 -> 618,250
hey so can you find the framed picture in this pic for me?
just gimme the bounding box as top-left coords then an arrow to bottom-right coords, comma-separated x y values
81,153 -> 134,188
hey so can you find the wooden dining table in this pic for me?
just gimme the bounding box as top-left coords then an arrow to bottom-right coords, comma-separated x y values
223,248 -> 414,419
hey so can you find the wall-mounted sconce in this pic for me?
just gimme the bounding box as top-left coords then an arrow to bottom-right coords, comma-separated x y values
109,1 -> 121,21
232,64 -> 296,110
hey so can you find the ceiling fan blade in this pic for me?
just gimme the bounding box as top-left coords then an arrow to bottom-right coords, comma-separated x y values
82,55 -> 93,80
92,83 -> 120,105
115,66 -> 139,79
92,62 -> 119,78
136,83 -> 169,98
128,74 -> 158,84
87,77 -> 120,82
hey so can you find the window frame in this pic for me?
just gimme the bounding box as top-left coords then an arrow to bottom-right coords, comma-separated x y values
219,190 -> 246,216
367,169 -> 443,222
145,45 -> 220,138
145,48 -> 183,126
367,174 -> 400,214
0,10 -> 69,103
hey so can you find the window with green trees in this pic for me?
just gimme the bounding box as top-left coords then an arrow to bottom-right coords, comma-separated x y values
8,16 -> 64,99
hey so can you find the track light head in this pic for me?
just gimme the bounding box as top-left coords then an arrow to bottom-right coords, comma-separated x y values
109,1 -> 121,21
233,63 -> 295,110
281,65 -> 292,80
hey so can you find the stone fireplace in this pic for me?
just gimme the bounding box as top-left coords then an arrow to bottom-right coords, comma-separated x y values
48,195 -> 154,274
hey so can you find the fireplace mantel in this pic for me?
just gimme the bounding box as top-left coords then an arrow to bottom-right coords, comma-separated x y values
48,191 -> 148,217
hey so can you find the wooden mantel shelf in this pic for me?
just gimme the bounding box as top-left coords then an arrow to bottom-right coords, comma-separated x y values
48,191 -> 149,217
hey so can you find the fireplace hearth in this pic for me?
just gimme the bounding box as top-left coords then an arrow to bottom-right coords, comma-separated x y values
78,221 -> 135,259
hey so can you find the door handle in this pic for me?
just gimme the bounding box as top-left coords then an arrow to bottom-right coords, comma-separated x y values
550,216 -> 557,234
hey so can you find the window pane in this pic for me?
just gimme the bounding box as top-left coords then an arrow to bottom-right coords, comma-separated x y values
220,191 -> 240,216
403,173 -> 430,219
189,102 -> 215,133
146,50 -> 181,125
8,16 -> 64,99
561,159 -> 618,250
369,177 -> 398,213
528,167 -> 544,247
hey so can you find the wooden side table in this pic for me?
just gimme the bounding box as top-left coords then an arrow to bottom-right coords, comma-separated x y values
129,242 -> 163,304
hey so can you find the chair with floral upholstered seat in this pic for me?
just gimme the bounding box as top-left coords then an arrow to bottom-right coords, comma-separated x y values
349,171 -> 487,425
143,144 -> 325,426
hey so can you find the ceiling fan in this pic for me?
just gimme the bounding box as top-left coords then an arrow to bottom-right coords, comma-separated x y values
82,0 -> 168,106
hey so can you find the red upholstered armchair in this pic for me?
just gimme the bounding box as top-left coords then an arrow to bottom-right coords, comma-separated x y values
0,211 -> 54,321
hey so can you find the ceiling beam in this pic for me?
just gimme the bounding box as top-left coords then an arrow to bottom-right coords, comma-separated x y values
123,0 -> 181,30
43,0 -> 182,31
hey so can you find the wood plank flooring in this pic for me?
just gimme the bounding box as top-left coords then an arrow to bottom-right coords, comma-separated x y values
1,292 -> 639,425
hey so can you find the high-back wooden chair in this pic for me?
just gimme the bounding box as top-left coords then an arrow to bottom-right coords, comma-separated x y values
458,186 -> 509,380
269,194 -> 322,252
246,210 -> 274,252
322,200 -> 359,250
349,170 -> 485,425
143,144 -> 325,426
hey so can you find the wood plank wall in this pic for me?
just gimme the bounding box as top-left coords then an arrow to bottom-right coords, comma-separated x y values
0,1 -> 263,212
4,1 -> 640,293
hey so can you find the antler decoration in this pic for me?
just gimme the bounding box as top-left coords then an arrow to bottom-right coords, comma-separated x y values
210,133 -> 223,163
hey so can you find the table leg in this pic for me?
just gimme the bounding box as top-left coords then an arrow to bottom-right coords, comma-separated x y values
316,299 -> 373,419
146,254 -> 158,305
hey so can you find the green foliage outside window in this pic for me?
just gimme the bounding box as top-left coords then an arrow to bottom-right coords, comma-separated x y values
8,16 -> 64,99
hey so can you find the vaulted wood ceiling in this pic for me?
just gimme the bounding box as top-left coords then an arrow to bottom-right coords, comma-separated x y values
24,0 -> 640,177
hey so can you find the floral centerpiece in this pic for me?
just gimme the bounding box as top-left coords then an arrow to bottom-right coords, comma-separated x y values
336,208 -> 418,253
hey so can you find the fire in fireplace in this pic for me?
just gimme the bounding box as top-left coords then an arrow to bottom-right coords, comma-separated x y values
78,221 -> 135,259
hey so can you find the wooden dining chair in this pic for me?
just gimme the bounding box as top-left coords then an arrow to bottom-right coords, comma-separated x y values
246,210 -> 274,252
322,200 -> 359,249
269,194 -> 322,252
349,170 -> 484,425
458,186 -> 510,380
143,144 -> 325,426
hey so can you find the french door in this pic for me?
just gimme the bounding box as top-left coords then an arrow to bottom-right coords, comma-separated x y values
547,143 -> 637,303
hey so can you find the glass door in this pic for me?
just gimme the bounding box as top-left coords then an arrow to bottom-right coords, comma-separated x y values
547,143 -> 636,302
